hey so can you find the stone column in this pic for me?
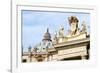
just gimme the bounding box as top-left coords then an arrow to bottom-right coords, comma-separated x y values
49,55 -> 52,61
81,55 -> 86,60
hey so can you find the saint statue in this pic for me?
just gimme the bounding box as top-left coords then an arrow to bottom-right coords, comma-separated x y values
58,25 -> 64,37
81,20 -> 87,33
68,16 -> 79,36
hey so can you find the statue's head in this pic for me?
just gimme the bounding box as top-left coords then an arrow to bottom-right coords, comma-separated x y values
68,16 -> 79,25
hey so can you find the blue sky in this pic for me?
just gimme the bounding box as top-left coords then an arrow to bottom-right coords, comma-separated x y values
22,10 -> 90,52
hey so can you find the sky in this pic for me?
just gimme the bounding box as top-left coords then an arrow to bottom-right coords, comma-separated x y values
22,10 -> 90,52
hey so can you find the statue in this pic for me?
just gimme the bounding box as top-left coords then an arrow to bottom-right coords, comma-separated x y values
68,16 -> 79,36
58,25 -> 64,37
81,20 -> 87,33
53,31 -> 58,44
